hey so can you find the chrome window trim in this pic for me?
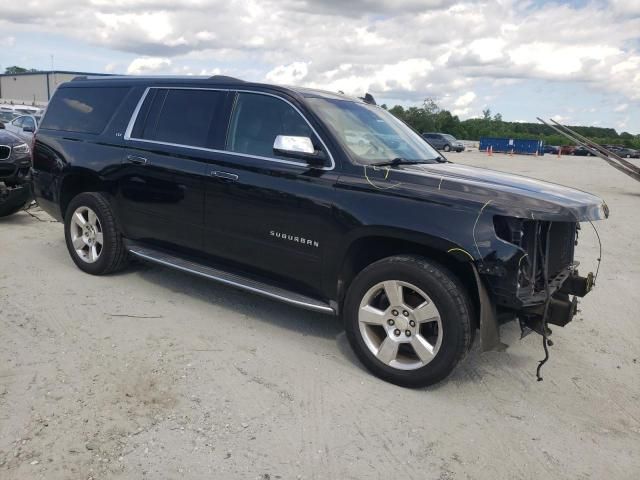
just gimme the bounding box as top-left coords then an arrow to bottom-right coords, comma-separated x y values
123,86 -> 335,171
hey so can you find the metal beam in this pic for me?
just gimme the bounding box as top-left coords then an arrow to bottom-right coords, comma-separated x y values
537,117 -> 640,183
549,119 -> 640,175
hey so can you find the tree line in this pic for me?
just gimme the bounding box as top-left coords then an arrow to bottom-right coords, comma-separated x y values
382,99 -> 640,149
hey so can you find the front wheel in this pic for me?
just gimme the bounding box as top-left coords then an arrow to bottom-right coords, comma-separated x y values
64,192 -> 129,275
344,255 -> 472,388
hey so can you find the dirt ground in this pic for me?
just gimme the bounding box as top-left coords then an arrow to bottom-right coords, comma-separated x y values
1,151 -> 639,479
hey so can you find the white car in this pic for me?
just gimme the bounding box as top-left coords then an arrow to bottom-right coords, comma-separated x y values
3,115 -> 40,142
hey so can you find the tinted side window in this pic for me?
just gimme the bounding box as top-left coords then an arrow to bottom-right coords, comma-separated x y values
23,117 -> 35,129
226,93 -> 314,161
12,117 -> 24,127
40,87 -> 128,134
137,89 -> 225,148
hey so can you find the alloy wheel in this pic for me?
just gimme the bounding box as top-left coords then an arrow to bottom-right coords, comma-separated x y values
69,206 -> 104,263
358,280 -> 443,370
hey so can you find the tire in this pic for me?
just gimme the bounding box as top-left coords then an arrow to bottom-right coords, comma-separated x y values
64,192 -> 129,275
443,145 -> 451,152
344,255 -> 472,388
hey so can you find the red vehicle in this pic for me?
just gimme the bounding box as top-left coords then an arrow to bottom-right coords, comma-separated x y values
559,145 -> 575,155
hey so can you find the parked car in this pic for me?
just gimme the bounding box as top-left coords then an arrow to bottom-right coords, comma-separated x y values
3,114 -> 40,142
0,104 -> 43,116
422,132 -> 465,152
542,144 -> 559,154
31,76 -> 608,387
608,145 -> 639,158
0,128 -> 32,217
572,146 -> 593,156
0,111 -> 19,124
559,145 -> 575,155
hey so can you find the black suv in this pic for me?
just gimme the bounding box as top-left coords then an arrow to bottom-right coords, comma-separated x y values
32,76 -> 608,387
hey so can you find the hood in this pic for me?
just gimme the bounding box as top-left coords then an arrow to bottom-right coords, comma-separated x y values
0,130 -> 25,147
397,162 -> 609,222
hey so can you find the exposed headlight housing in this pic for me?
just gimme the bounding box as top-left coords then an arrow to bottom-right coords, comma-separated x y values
13,143 -> 30,155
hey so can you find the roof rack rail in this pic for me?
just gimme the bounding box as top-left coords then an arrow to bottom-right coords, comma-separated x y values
208,75 -> 244,83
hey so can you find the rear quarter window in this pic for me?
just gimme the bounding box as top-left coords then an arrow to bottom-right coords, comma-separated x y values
40,86 -> 128,134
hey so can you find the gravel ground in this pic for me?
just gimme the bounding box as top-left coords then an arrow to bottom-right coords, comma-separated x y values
1,151 -> 639,479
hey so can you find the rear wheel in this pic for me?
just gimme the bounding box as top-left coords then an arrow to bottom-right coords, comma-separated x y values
64,192 -> 129,275
443,145 -> 451,152
344,255 -> 472,388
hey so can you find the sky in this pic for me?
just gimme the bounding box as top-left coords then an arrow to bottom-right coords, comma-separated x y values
1,0 -> 639,133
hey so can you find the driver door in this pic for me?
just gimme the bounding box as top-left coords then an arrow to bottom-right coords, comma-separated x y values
202,91 -> 338,295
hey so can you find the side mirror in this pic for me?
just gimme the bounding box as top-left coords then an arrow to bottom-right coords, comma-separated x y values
0,123 -> 4,129
273,135 -> 326,166
23,126 -> 35,133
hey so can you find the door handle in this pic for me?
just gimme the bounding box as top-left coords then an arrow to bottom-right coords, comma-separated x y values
211,170 -> 238,181
125,154 -> 148,165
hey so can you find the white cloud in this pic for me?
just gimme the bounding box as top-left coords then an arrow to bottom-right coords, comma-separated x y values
127,57 -> 171,74
266,62 -> 309,84
614,103 -> 628,112
0,0 -> 638,127
454,91 -> 476,108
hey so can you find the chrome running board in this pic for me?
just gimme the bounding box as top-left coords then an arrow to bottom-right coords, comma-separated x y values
127,244 -> 335,314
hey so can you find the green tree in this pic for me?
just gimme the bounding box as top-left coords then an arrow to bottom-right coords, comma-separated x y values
384,100 -> 638,148
4,66 -> 38,74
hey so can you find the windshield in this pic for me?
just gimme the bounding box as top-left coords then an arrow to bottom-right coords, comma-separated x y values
307,98 -> 442,165
443,134 -> 457,142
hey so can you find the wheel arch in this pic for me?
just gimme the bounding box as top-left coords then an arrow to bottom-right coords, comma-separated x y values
335,231 -> 480,327
58,168 -> 115,219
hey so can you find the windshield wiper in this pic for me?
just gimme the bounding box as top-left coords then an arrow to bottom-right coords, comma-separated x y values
370,157 -> 436,167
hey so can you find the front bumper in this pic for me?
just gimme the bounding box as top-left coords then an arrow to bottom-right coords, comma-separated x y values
0,153 -> 31,184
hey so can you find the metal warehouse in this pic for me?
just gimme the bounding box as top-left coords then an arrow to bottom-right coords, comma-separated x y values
0,70 -> 112,107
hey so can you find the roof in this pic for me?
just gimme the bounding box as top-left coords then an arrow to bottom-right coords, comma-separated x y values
66,74 -> 365,104
0,70 -> 115,78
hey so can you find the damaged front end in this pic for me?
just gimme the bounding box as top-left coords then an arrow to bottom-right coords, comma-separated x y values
0,182 -> 33,216
491,217 -> 597,336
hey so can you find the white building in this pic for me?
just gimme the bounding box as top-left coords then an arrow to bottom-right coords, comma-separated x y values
0,71 -> 113,107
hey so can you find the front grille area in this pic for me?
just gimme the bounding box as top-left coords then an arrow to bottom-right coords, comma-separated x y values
0,145 -> 11,161
545,222 -> 576,277
524,220 -> 577,294
495,216 -> 577,300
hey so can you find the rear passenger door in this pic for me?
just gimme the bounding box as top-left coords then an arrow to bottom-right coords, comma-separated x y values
120,87 -> 230,251
202,91 -> 338,296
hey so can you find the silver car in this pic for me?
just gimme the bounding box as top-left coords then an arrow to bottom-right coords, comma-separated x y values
4,115 -> 40,142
